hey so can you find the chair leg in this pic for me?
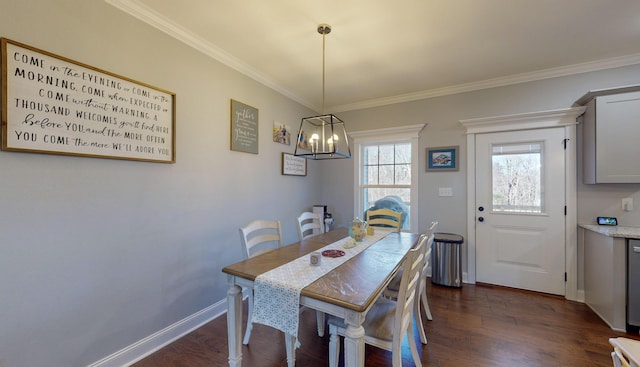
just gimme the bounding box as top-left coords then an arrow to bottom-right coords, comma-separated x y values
414,292 -> 428,345
406,322 -> 423,367
284,333 -> 296,367
421,282 -> 433,321
242,289 -> 253,345
328,324 -> 340,367
316,311 -> 326,337
413,281 -> 429,344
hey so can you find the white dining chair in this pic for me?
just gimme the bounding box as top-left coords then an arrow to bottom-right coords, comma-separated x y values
327,233 -> 427,367
296,211 -> 323,240
366,208 -> 402,232
609,337 -> 638,367
295,212 -> 328,337
612,349 -> 632,367
239,218 -> 325,367
383,221 -> 437,344
238,219 -> 284,345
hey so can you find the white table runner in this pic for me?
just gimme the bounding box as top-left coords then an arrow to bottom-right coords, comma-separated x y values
252,228 -> 392,347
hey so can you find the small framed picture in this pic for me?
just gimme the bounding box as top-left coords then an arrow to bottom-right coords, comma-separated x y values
281,152 -> 307,176
426,146 -> 459,172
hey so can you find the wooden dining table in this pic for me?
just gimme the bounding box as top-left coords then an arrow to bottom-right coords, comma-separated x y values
222,227 -> 419,367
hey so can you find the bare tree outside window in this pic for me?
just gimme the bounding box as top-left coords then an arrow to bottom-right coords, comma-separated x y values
492,143 -> 543,213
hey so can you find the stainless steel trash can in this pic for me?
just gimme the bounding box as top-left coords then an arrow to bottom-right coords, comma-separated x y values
431,232 -> 463,287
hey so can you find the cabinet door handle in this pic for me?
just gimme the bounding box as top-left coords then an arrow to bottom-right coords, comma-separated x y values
634,246 -> 640,253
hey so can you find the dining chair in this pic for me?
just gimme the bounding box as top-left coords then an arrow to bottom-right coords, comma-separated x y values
238,219 -> 283,345
612,348 -> 631,367
366,208 -> 402,232
239,218 -> 326,367
327,233 -> 427,367
383,221 -> 438,344
609,338 -> 637,367
296,211 -> 323,240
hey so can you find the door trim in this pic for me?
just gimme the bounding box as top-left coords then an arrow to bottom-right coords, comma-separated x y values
460,107 -> 585,301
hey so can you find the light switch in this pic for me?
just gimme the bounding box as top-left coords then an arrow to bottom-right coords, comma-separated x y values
623,198 -> 633,211
439,187 -> 453,197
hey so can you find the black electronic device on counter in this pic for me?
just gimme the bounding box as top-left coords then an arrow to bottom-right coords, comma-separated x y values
597,216 -> 618,226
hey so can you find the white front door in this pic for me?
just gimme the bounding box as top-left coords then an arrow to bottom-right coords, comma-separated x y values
475,127 -> 566,295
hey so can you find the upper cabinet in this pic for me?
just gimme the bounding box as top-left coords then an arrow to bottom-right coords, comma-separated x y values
578,86 -> 640,184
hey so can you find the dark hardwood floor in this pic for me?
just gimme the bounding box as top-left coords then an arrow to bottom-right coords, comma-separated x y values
132,283 -> 639,367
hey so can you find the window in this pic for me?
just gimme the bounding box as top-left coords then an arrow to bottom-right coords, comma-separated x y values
362,143 -> 411,228
350,125 -> 424,232
491,142 -> 543,213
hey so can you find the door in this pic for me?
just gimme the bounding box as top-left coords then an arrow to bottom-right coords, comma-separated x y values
475,127 -> 566,295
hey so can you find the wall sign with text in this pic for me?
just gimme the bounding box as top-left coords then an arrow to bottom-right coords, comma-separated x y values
282,153 -> 306,176
1,38 -> 176,163
230,99 -> 258,154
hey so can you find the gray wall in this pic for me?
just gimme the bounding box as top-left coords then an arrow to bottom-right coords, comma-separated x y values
0,1 -> 321,367
320,65 -> 640,279
3,1 -> 640,367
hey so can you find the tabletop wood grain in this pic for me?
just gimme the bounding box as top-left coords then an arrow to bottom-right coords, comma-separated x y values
222,228 -> 418,313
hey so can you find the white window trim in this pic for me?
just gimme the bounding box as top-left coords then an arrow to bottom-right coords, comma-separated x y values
350,124 -> 426,232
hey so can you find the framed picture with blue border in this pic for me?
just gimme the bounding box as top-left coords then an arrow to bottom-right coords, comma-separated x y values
426,145 -> 459,172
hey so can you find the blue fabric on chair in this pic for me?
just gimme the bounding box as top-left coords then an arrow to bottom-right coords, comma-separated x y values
364,195 -> 409,227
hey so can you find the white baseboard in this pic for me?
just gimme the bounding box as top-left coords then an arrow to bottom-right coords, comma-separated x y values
87,300 -> 227,367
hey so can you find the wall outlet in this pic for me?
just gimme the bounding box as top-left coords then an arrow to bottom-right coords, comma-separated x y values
622,198 -> 633,211
439,187 -> 453,197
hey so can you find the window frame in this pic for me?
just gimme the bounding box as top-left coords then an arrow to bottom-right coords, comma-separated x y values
350,124 -> 425,232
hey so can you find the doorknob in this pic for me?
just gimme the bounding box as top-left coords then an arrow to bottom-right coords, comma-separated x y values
478,206 -> 484,212
478,217 -> 484,222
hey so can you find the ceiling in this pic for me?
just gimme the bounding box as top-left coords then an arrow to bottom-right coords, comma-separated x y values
108,0 -> 640,113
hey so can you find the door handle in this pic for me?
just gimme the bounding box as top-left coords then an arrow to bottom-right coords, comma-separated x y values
478,217 -> 484,222
633,246 -> 640,253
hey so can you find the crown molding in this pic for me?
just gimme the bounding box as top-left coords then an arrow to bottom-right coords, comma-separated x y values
105,0 -> 318,111
330,53 -> 640,113
106,0 -> 640,114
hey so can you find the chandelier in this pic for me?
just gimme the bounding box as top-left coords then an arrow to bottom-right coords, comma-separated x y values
294,24 -> 351,160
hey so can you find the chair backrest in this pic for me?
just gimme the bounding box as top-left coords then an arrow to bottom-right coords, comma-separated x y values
612,348 -> 631,367
426,221 -> 438,236
366,208 -> 402,232
421,232 -> 436,280
392,233 -> 427,350
296,211 -> 322,240
423,220 -> 438,266
239,219 -> 283,259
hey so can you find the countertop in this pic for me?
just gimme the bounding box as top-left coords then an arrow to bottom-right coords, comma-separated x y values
580,224 -> 640,239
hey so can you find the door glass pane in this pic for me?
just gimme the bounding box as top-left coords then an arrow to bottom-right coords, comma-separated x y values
491,142 -> 543,213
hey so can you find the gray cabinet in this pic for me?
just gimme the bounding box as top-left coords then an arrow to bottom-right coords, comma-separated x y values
581,226 -> 627,331
579,87 -> 640,184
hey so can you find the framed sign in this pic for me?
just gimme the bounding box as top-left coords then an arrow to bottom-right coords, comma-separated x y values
426,145 -> 459,171
282,152 -> 306,176
230,99 -> 258,154
1,38 -> 176,163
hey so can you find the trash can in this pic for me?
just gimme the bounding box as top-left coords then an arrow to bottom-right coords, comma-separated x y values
431,232 -> 463,288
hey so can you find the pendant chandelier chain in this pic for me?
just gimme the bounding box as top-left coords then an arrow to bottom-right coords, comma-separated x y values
322,30 -> 326,114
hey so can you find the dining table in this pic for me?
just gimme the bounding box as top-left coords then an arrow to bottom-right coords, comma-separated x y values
222,227 -> 419,367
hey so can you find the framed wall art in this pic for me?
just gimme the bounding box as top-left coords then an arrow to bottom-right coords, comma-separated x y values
426,145 -> 459,172
1,38 -> 176,163
230,99 -> 258,154
282,152 -> 306,176
273,121 -> 291,145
